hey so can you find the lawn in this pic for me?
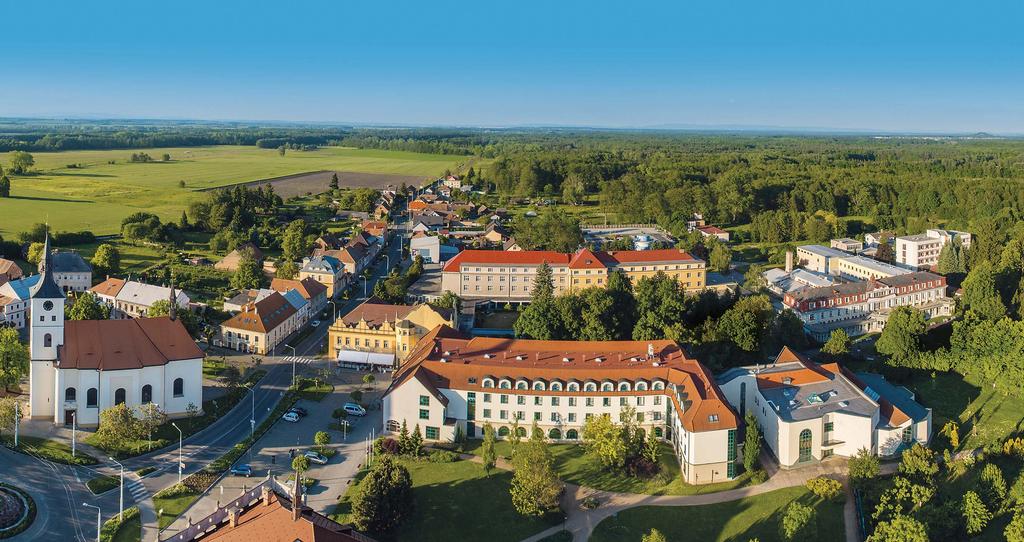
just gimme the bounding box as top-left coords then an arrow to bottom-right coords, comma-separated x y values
590,487 -> 845,542
1,434 -> 98,465
1,145 -> 472,237
332,457 -> 560,542
87,474 -> 120,495
154,490 -> 201,529
463,440 -> 756,496
100,505 -> 141,542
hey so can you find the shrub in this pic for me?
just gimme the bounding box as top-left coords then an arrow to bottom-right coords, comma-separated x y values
373,437 -> 399,456
427,450 -> 458,463
750,469 -> 769,484
780,502 -> 816,540
581,496 -> 600,510
805,476 -> 843,500
624,456 -> 660,479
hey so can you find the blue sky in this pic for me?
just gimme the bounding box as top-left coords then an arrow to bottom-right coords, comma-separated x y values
2,0 -> 1023,133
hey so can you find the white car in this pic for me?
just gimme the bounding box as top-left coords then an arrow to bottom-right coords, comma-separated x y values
311,320 -> 321,328
343,403 -> 366,417
304,451 -> 328,465
282,411 -> 300,423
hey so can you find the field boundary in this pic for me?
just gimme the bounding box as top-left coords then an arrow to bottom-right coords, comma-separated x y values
192,170 -> 333,192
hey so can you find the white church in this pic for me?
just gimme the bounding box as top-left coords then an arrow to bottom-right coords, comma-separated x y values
29,237 -> 204,427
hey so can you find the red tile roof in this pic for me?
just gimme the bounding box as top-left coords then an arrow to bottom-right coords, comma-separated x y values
442,248 -> 699,272
271,277 -> 327,300
60,317 -> 203,370
387,326 -> 737,433
221,292 -> 296,333
442,250 -> 571,271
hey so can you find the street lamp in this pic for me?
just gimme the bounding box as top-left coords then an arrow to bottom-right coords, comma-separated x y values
285,344 -> 297,387
171,422 -> 183,484
82,502 -> 101,542
71,411 -> 77,457
382,254 -> 390,271
243,384 -> 256,441
327,300 -> 337,323
109,456 -> 124,521
361,275 -> 368,298
147,403 -> 159,452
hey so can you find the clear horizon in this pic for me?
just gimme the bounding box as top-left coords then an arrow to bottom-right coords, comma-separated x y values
2,0 -> 1022,133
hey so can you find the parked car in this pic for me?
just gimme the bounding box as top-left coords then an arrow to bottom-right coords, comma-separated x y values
282,411 -> 300,423
288,406 -> 309,417
304,451 -> 328,465
230,464 -> 253,477
343,402 -> 366,417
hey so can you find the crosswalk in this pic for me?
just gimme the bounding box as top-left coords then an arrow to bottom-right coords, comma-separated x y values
284,356 -> 317,366
126,479 -> 148,501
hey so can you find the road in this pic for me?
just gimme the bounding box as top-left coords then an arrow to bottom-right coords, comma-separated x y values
3,219 -> 408,541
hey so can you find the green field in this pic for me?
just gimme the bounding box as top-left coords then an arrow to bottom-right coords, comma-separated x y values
0,145 -> 472,237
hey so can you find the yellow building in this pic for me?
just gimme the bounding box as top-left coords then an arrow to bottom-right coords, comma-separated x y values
328,298 -> 455,365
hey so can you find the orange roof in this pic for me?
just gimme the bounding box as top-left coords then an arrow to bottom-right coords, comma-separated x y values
387,326 -> 738,433
755,347 -> 832,389
197,490 -> 369,542
698,225 -> 727,235
569,248 -> 606,270
60,317 -> 203,370
271,277 -> 327,300
221,292 -> 296,333
90,277 -> 126,298
0,259 -> 23,280
442,250 -> 571,271
361,220 -> 387,236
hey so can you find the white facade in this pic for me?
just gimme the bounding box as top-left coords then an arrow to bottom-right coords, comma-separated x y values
895,229 -> 973,270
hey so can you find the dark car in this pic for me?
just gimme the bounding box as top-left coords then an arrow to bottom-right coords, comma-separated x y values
289,406 -> 309,417
230,464 -> 253,477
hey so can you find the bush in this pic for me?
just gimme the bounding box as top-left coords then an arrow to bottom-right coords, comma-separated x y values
780,502 -> 816,540
99,505 -> 139,542
427,450 -> 458,463
624,456 -> 660,479
806,476 -> 842,500
581,496 -> 600,510
0,483 -> 37,539
373,437 -> 400,456
750,469 -> 769,484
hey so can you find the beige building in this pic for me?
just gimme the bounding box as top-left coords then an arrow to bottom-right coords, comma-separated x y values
328,298 -> 454,366
382,326 -> 739,484
218,291 -> 298,355
440,248 -> 706,303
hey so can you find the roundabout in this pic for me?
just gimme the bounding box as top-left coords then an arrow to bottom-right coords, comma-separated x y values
0,483 -> 35,539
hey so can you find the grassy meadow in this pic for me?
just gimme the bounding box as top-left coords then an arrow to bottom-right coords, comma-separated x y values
0,145 -> 473,237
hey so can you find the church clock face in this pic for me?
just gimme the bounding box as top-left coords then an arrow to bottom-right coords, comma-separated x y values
43,301 -> 54,311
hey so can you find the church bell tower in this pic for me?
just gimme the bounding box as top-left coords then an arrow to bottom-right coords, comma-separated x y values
28,234 -> 66,419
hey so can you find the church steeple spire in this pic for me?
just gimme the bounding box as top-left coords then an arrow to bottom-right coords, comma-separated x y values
30,233 -> 64,300
168,273 -> 177,321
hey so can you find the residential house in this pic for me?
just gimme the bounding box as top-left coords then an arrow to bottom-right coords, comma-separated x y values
0,274 -> 37,329
271,277 -> 329,314
50,251 -> 93,293
383,326 -> 740,484
718,347 -> 931,467
696,225 -> 730,242
299,255 -> 347,298
214,243 -> 265,272
0,258 -> 24,287
90,278 -> 190,319
830,238 -> 863,253
313,233 -> 345,252
219,291 -> 298,355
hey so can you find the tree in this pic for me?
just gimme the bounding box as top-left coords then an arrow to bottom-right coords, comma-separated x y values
162,153 -> 171,161
230,248 -> 264,290
278,146 -> 286,156
351,455 -> 413,533
398,420 -> 411,454
897,444 -> 938,481
941,420 -> 959,448
980,462 -> 1007,512
8,151 -> 34,174
780,502 -> 815,540
0,397 -> 18,437
91,244 -> 121,275
431,291 -> 461,313
291,454 -> 310,474
867,515 -> 929,542
26,242 -> 45,266
643,430 -> 660,463
409,424 -> 423,456
1007,509 -> 1024,542
510,431 -> 562,517
66,292 -> 110,320
716,295 -> 774,353
481,422 -> 497,474
276,260 -> 299,280
0,176 -> 10,198
961,261 -> 1007,320
709,242 -> 732,273
936,238 -> 966,275
94,404 -> 144,448
875,242 -> 894,263
314,430 -> 331,454
514,263 -> 560,340
582,414 -> 626,469
362,373 -> 376,388
876,306 -> 926,361
848,448 -> 880,488
743,412 -> 761,473
281,219 -> 310,262
820,328 -> 851,357
962,490 -> 991,535
138,403 -> 165,444
185,402 -> 200,428
0,328 -> 29,391
642,528 -> 668,542
350,390 -> 364,403
330,173 -> 339,190
509,416 -> 523,455
148,299 -> 201,337
805,476 -> 842,500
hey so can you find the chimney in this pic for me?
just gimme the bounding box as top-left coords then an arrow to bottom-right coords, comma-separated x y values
261,484 -> 273,506
228,508 -> 239,528
785,251 -> 794,273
